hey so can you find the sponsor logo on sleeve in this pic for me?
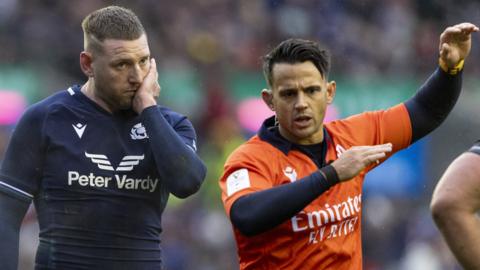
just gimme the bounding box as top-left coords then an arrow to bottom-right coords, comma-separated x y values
226,168 -> 250,196
188,139 -> 197,152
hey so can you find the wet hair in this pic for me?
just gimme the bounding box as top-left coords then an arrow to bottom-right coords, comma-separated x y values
81,6 -> 146,54
262,38 -> 330,87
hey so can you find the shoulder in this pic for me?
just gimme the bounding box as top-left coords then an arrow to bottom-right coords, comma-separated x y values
226,136 -> 278,165
158,106 -> 189,126
19,89 -> 73,123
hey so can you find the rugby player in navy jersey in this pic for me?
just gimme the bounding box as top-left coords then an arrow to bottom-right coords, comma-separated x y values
0,6 -> 206,270
431,141 -> 480,269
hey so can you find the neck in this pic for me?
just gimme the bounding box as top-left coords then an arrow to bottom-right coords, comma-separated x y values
278,125 -> 324,145
81,79 -> 114,114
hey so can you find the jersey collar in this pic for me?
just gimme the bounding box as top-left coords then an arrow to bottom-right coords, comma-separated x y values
258,115 -> 331,158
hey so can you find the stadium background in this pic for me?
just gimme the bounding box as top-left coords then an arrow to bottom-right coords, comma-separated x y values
1,0 -> 480,269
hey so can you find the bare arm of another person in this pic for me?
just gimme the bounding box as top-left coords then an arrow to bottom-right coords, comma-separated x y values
431,151 -> 480,270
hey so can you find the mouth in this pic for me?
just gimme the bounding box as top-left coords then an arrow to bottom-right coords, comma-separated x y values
294,115 -> 312,128
124,90 -> 137,96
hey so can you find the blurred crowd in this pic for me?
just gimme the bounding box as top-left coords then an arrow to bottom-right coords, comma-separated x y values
2,0 -> 480,269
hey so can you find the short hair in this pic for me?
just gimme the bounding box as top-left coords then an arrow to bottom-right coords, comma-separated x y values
262,38 -> 330,87
81,6 -> 146,53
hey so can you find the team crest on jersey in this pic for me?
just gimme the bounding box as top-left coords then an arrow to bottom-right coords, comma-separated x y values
130,123 -> 148,140
283,166 -> 297,182
85,152 -> 144,172
336,144 -> 347,158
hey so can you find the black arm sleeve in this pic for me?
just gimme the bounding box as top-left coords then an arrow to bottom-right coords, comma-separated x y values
404,67 -> 462,143
0,190 -> 30,270
141,106 -> 206,198
230,165 -> 339,236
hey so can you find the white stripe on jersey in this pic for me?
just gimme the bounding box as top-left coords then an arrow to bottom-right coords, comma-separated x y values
67,87 -> 75,96
0,181 -> 34,198
470,145 -> 480,153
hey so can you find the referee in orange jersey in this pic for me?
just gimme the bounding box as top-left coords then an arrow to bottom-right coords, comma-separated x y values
219,23 -> 478,270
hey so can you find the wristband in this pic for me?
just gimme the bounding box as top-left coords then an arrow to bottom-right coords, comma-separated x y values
439,58 -> 464,75
319,165 -> 340,186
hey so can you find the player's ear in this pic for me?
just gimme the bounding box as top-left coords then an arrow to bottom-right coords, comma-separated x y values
326,81 -> 336,104
80,51 -> 94,78
261,89 -> 275,111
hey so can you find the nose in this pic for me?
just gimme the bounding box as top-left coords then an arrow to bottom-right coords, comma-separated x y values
295,92 -> 308,110
128,65 -> 143,84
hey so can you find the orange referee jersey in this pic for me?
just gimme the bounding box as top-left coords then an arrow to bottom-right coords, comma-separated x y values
219,103 -> 412,270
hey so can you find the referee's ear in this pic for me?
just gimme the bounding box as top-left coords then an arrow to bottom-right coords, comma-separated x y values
261,88 -> 274,111
326,81 -> 336,104
80,51 -> 94,78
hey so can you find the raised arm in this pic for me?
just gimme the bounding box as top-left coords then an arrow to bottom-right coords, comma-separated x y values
134,58 -> 206,198
405,23 -> 478,142
430,146 -> 480,270
141,107 -> 206,198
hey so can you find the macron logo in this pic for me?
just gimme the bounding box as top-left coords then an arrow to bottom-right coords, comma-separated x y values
73,123 -> 87,139
85,152 -> 145,172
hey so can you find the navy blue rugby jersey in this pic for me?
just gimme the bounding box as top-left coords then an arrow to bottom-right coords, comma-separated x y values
0,85 -> 199,269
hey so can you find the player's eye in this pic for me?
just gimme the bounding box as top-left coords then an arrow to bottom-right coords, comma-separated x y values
139,57 -> 149,65
115,62 -> 128,70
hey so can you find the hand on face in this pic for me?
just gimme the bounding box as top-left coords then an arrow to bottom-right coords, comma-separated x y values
439,22 -> 479,68
132,58 -> 161,114
330,143 -> 392,182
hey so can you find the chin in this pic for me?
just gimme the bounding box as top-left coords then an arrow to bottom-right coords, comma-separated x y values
118,102 -> 133,110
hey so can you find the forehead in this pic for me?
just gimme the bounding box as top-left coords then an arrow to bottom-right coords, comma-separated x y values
271,61 -> 325,89
101,34 -> 150,60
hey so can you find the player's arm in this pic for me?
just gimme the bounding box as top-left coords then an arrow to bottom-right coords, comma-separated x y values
141,107 -> 206,198
430,146 -> 480,270
230,143 -> 392,236
0,104 -> 45,269
404,23 -> 478,143
0,191 -> 30,270
134,59 -> 205,198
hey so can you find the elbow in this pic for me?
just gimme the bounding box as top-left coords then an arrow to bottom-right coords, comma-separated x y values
430,194 -> 457,228
230,202 -> 262,237
231,215 -> 259,237
170,161 -> 206,199
171,179 -> 202,199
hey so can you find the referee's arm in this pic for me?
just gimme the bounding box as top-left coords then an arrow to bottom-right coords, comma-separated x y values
431,150 -> 480,270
